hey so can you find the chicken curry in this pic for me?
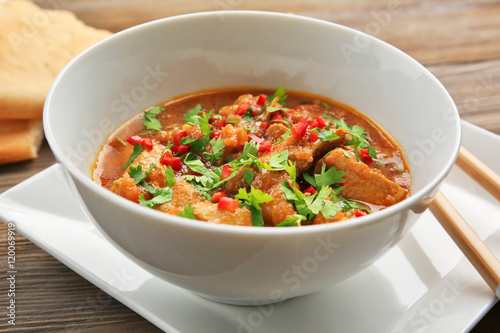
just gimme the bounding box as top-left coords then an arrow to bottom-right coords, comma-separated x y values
93,87 -> 410,227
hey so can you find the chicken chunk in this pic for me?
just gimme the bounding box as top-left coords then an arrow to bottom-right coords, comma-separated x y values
316,148 -> 407,205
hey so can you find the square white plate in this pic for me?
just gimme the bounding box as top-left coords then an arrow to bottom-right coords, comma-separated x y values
0,120 -> 498,333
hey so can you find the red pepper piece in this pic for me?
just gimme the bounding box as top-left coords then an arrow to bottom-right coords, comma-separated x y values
217,119 -> 227,130
126,135 -> 153,150
309,119 -> 319,128
292,119 -> 309,140
211,190 -> 228,203
160,152 -> 182,171
309,130 -> 319,142
354,209 -> 368,217
236,102 -> 250,116
176,144 -> 191,154
173,131 -> 187,146
256,94 -> 267,106
316,116 -> 327,129
221,164 -> 232,180
210,130 -> 221,139
218,197 -> 240,211
259,140 -> 272,153
302,186 -> 317,195
260,122 -> 270,132
360,148 -> 373,164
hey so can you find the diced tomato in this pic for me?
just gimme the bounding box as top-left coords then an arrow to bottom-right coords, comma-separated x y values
209,117 -> 217,123
292,119 -> 309,140
316,116 -> 327,129
211,190 -> 228,203
221,164 -> 232,180
271,114 -> 283,121
360,148 -> 373,164
248,134 -> 264,143
260,122 -> 270,132
173,131 -> 187,146
354,209 -> 368,217
309,130 -> 319,142
287,109 -> 295,114
218,197 -> 240,211
217,119 -> 227,130
160,153 -> 182,171
126,135 -> 153,150
302,186 -> 317,195
236,102 -> 250,116
259,140 -> 272,153
256,94 -> 267,106
210,130 -> 221,139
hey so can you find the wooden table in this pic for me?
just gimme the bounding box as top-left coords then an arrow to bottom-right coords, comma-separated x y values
1,0 -> 499,331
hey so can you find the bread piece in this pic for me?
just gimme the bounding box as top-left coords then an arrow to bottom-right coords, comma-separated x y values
0,0 -> 111,119
0,119 -> 44,164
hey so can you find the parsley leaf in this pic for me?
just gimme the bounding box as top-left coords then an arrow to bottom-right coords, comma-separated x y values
243,168 -> 254,185
268,86 -> 288,105
321,200 -> 341,218
235,186 -> 274,227
184,104 -> 202,124
164,165 -> 176,187
178,203 -> 196,219
184,154 -> 210,175
138,186 -> 173,208
128,163 -> 155,184
142,107 -> 164,131
203,138 -> 225,165
277,214 -> 306,227
315,163 -> 345,188
121,143 -> 143,170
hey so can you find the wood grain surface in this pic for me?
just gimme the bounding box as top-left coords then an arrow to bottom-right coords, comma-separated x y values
1,0 -> 499,331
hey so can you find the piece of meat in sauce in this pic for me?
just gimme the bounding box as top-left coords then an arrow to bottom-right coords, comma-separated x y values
315,148 -> 407,206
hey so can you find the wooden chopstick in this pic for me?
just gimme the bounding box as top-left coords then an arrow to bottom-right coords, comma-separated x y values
429,191 -> 500,298
456,146 -> 500,201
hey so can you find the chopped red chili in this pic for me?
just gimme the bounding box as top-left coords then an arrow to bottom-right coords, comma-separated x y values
260,122 -> 270,131
218,197 -> 240,211
221,164 -> 232,180
256,94 -> 267,106
292,119 -> 309,140
316,116 -> 327,129
309,130 -> 318,142
126,135 -> 153,150
259,140 -> 272,153
302,186 -> 317,195
236,102 -> 250,116
160,151 -> 182,171
360,148 -> 373,164
217,119 -> 227,130
173,131 -> 187,147
210,130 -> 221,139
354,209 -> 368,217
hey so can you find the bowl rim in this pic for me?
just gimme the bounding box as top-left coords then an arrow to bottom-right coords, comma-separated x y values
43,10 -> 462,236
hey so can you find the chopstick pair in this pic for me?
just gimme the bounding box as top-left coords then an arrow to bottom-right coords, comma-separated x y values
429,146 -> 500,299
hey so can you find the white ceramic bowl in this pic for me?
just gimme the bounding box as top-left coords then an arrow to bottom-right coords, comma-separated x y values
44,11 -> 461,305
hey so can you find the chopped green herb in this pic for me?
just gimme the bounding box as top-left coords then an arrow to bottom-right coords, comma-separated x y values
322,102 -> 331,110
164,165 -> 176,187
235,186 -> 274,227
142,107 -> 164,131
342,150 -> 351,158
268,150 -> 289,170
138,186 -> 173,208
393,167 -> 406,173
339,195 -> 373,214
184,104 -> 202,124
374,161 -> 386,167
277,214 -> 306,227
121,143 -> 143,170
243,168 -> 255,185
302,171 -> 316,188
184,154 -> 210,176
128,163 -> 155,184
268,86 -> 288,105
368,146 -> 377,159
315,163 -> 345,188
273,131 -> 290,145
203,138 -> 225,165
226,119 -> 240,124
266,106 -> 289,113
179,204 -> 196,219
116,138 -> 127,146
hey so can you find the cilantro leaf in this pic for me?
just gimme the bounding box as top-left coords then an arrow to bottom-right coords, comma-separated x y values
315,163 -> 345,188
138,186 -> 173,208
266,106 -> 289,113
178,204 -> 196,219
243,168 -> 254,185
268,86 -> 288,105
276,214 -> 306,227
368,146 -> 377,159
121,143 -> 143,170
235,186 -> 274,227
184,104 -> 202,124
164,165 -> 176,187
339,195 -> 373,214
128,163 -> 155,184
311,125 -> 340,142
302,172 -> 316,188
203,138 -> 225,165
268,150 -> 289,170
322,102 -> 331,110
274,131 -> 290,145
321,200 -> 341,218
189,134 -> 211,152
184,154 -> 211,175
142,107 -> 164,131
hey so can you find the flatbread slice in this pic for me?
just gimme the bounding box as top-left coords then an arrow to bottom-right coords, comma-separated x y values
0,0 -> 112,119
0,119 -> 44,164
